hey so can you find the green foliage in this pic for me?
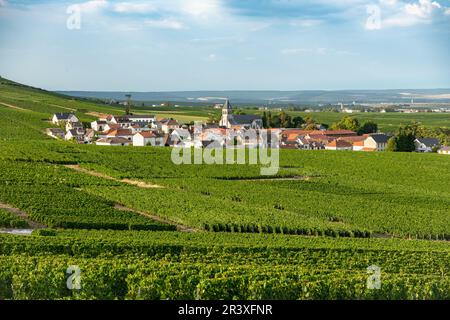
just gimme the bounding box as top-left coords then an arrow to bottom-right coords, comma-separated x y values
359,121 -> 378,134
331,116 -> 360,132
386,137 -> 398,152
0,209 -> 29,228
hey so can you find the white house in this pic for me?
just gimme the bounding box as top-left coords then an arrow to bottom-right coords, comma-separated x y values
363,134 -> 389,151
65,129 -> 85,143
133,131 -> 164,147
414,138 -> 440,152
127,115 -> 156,124
161,119 -> 180,134
52,113 -> 79,125
65,121 -> 83,132
438,146 -> 450,155
91,120 -> 107,132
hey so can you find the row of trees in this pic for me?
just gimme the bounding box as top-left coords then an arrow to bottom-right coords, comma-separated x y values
329,116 -> 378,134
261,111 -> 309,129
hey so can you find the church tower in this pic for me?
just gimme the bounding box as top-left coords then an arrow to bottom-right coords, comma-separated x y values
219,99 -> 233,128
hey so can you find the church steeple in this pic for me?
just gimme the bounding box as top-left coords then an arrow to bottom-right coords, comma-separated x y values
220,99 -> 234,128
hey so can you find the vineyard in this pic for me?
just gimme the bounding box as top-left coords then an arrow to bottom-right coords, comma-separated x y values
0,78 -> 449,299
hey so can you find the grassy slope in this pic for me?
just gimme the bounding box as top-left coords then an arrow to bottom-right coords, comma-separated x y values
1,78 -> 450,299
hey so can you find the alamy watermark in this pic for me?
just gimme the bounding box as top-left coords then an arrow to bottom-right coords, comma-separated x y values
66,265 -> 81,290
367,265 -> 381,290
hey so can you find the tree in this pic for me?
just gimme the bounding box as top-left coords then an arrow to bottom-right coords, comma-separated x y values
267,112 -> 273,128
359,121 -> 378,134
292,116 -> 304,128
396,125 -> 417,152
279,111 -> 292,128
331,116 -> 360,132
271,115 -> 281,128
208,113 -> 220,124
386,137 -> 398,152
262,111 -> 268,128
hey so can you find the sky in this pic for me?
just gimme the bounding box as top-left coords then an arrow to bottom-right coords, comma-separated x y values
0,0 -> 449,91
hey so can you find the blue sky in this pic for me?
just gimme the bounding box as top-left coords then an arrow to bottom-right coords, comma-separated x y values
0,0 -> 449,91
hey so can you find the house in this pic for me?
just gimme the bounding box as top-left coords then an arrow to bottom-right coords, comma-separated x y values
52,113 -> 79,125
104,128 -> 134,141
352,140 -> 365,151
438,146 -> 450,155
219,100 -> 263,129
91,120 -> 107,132
109,116 -> 132,128
363,133 -> 390,151
325,139 -> 353,151
170,128 -> 193,147
414,138 -> 440,152
46,128 -> 65,139
95,137 -> 131,146
133,131 -> 164,147
65,129 -> 85,143
161,119 -> 180,134
65,121 -> 83,132
126,115 -> 156,124
109,115 -> 155,126
297,137 -> 325,150
84,129 -> 96,143
103,123 -> 121,132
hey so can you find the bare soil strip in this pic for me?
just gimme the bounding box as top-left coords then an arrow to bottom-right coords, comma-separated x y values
64,164 -> 164,188
0,101 -> 28,111
49,104 -> 77,111
85,111 -> 110,118
0,202 -> 46,229
114,204 -> 198,232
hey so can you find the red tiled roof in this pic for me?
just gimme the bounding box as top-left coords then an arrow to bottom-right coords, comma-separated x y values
137,131 -> 156,138
326,139 -> 353,148
106,129 -> 132,136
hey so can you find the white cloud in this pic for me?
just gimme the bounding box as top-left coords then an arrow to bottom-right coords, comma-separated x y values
446,8 -> 450,15
404,0 -> 441,18
366,0 -> 447,30
78,0 -> 108,14
181,0 -> 222,19
289,19 -> 323,27
281,48 -> 327,55
0,0 -> 7,7
113,2 -> 156,14
145,18 -> 185,30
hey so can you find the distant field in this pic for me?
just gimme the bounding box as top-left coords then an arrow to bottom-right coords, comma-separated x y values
244,110 -> 450,131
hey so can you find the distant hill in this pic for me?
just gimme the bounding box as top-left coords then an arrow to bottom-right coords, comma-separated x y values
58,89 -> 450,105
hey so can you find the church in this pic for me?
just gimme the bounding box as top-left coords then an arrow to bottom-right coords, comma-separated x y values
219,100 -> 263,129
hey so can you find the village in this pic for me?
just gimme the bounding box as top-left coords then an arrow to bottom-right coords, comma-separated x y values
46,100 -> 450,155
